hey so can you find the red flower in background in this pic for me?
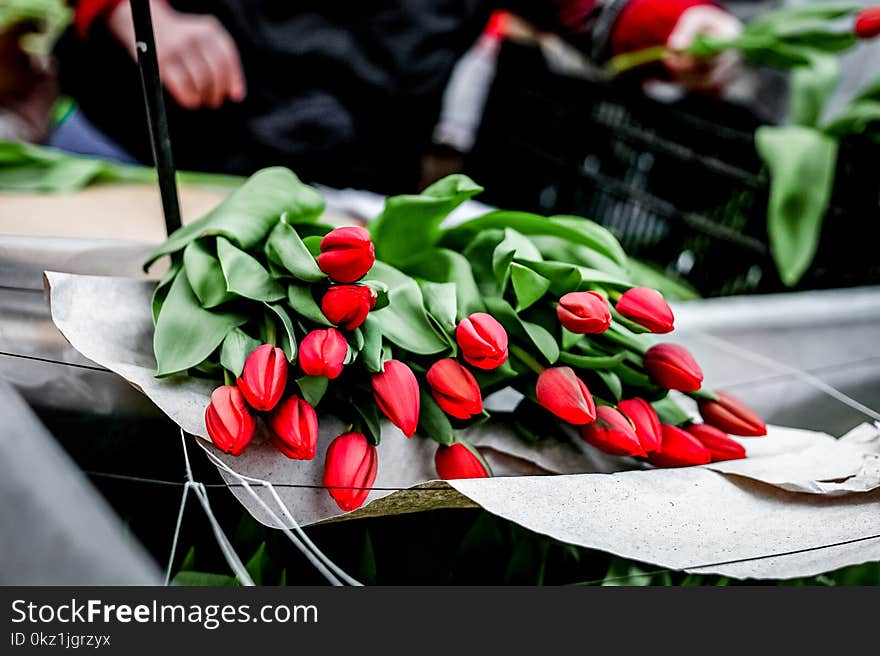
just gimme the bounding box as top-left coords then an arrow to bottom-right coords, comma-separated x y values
698,391 -> 766,437
299,328 -> 348,379
580,406 -> 646,457
456,312 -> 508,370
644,343 -> 703,392
237,344 -> 288,411
615,287 -> 674,334
205,386 -> 255,456
371,359 -> 420,437
434,443 -> 491,480
426,359 -> 483,420
317,226 -> 375,283
321,284 -> 376,330
648,424 -> 711,468
618,397 -> 662,453
556,291 -> 611,334
268,395 -> 318,460
856,8 -> 880,39
686,423 -> 746,462
536,367 -> 596,425
323,432 -> 378,512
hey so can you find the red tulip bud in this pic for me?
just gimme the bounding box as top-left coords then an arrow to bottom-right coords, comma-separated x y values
317,226 -> 376,283
455,312 -> 509,370
686,423 -> 746,462
299,328 -> 348,379
371,359 -> 420,437
236,344 -> 288,411
434,443 -> 491,480
426,358 -> 483,420
268,395 -> 318,460
204,386 -> 255,456
648,424 -> 711,468
618,397 -> 662,453
615,287 -> 674,334
856,8 -> 880,39
323,432 -> 378,512
536,366 -> 596,425
580,406 -> 647,457
556,291 -> 611,334
698,391 -> 766,437
644,343 -> 703,392
321,284 -> 377,330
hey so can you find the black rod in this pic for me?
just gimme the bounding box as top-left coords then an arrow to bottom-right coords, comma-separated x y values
130,0 -> 182,235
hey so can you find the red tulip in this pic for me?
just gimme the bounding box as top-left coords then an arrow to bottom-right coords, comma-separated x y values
434,443 -> 491,480
323,432 -> 378,512
317,226 -> 375,283
299,328 -> 348,379
535,366 -> 596,425
580,406 -> 647,457
698,391 -> 766,437
618,397 -> 662,453
236,344 -> 288,411
204,386 -> 255,456
320,284 -> 376,330
268,395 -> 318,460
556,291 -> 611,334
426,359 -> 483,420
648,424 -> 711,468
371,359 -> 420,437
856,8 -> 880,39
686,423 -> 746,462
455,312 -> 508,370
644,343 -> 703,392
615,287 -> 674,334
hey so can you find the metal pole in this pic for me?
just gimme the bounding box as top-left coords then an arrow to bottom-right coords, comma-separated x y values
129,0 -> 182,235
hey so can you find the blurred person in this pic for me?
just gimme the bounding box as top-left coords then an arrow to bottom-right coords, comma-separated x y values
55,1 -> 741,192
0,20 -> 57,142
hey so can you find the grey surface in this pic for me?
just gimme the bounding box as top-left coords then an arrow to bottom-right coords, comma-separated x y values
0,380 -> 161,585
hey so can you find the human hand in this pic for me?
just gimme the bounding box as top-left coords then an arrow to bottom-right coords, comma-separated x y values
665,5 -> 743,92
105,0 -> 245,109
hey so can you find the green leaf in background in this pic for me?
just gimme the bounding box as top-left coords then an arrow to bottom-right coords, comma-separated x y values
788,52 -> 839,128
245,543 -> 268,586
151,257 -> 181,323
747,2 -> 859,30
265,221 -> 325,283
354,399 -> 382,445
516,259 -> 631,294
510,263 -> 551,311
823,99 -> 880,138
183,239 -> 235,308
418,389 -> 455,445
172,571 -> 239,587
755,125 -> 838,286
145,167 -> 322,268
217,237 -> 285,302
419,281 -> 459,335
595,370 -> 623,403
153,272 -> 247,376
287,284 -> 332,326
220,328 -> 261,377
405,248 -> 485,318
549,216 -> 628,268
492,228 -> 543,290
361,316 -> 385,373
364,262 -> 450,355
651,396 -> 694,426
484,297 -> 559,364
370,174 -> 483,267
297,376 -> 328,406
265,303 -> 298,362
626,259 -> 699,302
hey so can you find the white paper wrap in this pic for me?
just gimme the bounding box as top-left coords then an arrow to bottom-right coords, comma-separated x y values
45,271 -> 880,579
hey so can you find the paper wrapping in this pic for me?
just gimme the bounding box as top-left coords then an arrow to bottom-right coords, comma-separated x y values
46,271 -> 880,578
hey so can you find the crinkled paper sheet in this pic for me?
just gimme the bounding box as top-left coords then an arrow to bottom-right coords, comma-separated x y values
46,272 -> 880,579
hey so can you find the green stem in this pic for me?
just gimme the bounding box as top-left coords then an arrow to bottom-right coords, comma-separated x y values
687,387 -> 718,402
263,314 -> 277,347
510,344 -> 546,375
223,369 -> 235,386
605,45 -> 668,76
602,325 -> 649,355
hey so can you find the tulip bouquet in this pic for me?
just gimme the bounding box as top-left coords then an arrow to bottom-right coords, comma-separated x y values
147,167 -> 767,512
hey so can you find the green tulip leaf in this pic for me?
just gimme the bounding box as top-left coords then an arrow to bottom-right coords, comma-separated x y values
296,375 -> 328,407
220,328 -> 262,377
153,272 -> 247,376
265,303 -> 298,361
484,296 -> 559,364
361,316 -> 385,373
418,389 -> 455,446
217,237 -> 286,302
420,281 -> 459,334
265,221 -> 325,283
287,284 -> 332,326
755,125 -> 838,286
510,263 -> 551,311
183,239 -> 235,308
404,248 -> 485,318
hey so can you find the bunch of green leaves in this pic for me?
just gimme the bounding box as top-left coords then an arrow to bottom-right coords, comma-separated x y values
0,141 -> 242,193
